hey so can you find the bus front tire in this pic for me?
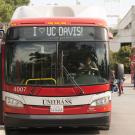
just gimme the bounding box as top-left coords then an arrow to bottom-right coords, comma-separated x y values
100,125 -> 110,130
5,127 -> 11,135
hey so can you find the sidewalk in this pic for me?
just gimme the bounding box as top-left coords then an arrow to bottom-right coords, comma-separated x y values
111,74 -> 135,97
115,74 -> 135,96
124,74 -> 133,87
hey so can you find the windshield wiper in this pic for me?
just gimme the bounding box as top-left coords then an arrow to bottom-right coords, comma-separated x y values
60,50 -> 84,95
63,65 -> 84,95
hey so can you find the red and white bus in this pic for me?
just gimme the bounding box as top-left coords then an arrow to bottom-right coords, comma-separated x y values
0,6 -> 111,133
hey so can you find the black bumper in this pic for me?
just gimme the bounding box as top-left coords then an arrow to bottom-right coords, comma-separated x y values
4,112 -> 110,128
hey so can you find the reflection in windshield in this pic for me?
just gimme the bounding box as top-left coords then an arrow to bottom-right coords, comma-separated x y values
6,41 -> 109,86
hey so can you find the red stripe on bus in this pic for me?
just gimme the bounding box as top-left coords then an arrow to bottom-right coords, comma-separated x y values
4,102 -> 111,115
5,84 -> 110,96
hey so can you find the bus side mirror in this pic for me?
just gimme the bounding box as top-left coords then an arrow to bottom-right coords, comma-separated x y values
0,29 -> 4,39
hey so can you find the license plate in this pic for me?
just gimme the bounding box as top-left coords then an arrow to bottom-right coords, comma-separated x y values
50,105 -> 64,112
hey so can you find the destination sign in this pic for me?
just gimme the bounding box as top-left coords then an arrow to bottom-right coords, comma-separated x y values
7,26 -> 108,41
33,26 -> 83,37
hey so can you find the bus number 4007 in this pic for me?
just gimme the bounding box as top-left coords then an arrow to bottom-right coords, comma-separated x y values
14,87 -> 26,93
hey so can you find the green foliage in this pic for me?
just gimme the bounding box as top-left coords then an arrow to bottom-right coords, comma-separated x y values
117,46 -> 131,73
0,0 -> 29,22
109,50 -> 118,69
110,46 -> 131,73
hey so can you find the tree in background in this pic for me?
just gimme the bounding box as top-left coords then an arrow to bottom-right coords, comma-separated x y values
0,0 -> 29,22
110,46 -> 131,73
109,50 -> 118,69
117,46 -> 131,73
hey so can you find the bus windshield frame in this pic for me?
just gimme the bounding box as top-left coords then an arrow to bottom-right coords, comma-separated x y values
5,26 -> 109,87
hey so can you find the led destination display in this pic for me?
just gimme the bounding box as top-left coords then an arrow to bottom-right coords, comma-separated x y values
33,26 -> 83,37
7,26 -> 107,41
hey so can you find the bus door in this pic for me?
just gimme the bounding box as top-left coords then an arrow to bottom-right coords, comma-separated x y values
0,45 -> 2,125
0,29 -> 4,125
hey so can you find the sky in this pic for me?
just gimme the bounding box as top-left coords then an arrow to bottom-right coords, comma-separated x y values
30,0 -> 135,26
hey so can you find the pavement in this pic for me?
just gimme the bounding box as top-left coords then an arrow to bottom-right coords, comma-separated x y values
123,74 -> 133,87
0,126 -> 4,135
102,75 -> 135,135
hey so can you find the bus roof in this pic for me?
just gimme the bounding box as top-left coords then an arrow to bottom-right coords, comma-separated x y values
10,5 -> 107,27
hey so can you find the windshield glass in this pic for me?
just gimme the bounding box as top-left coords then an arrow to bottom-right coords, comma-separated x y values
6,41 -> 109,86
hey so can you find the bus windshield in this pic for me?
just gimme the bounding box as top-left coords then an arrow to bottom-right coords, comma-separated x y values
5,26 -> 109,86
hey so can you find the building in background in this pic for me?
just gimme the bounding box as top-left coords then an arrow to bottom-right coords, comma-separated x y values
110,6 -> 135,52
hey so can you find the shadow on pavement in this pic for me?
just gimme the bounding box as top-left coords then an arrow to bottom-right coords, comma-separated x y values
7,127 -> 101,135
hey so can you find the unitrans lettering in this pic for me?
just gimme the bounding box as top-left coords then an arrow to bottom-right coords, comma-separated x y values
33,27 -> 83,37
43,98 -> 72,105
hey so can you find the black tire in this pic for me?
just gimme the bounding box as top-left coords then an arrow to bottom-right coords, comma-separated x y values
100,125 -> 110,130
5,127 -> 11,135
5,127 -> 21,135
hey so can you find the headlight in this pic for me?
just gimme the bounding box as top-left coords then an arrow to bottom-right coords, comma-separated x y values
5,97 -> 24,108
90,97 -> 110,106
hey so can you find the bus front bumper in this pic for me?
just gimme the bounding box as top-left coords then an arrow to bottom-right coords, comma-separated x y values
4,112 -> 110,128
